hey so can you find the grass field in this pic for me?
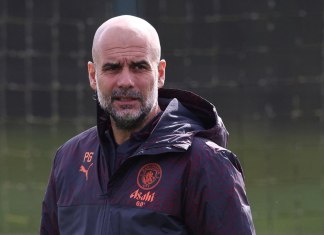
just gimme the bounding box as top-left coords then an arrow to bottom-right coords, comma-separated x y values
0,119 -> 323,234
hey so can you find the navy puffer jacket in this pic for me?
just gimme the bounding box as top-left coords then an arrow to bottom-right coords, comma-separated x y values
40,88 -> 255,235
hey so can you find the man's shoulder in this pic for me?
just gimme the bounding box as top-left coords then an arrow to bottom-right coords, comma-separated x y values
52,126 -> 99,168
55,126 -> 98,157
189,136 -> 235,165
190,136 -> 244,176
191,136 -> 227,154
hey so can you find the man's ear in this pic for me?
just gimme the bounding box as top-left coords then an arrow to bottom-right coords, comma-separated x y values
88,61 -> 97,91
157,59 -> 166,88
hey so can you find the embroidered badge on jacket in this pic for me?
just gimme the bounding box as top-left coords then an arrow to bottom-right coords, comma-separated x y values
137,163 -> 162,190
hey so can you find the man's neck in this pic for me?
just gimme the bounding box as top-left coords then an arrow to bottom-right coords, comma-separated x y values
111,106 -> 161,145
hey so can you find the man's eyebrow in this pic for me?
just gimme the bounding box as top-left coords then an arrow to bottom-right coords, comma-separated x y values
130,60 -> 150,66
101,62 -> 121,69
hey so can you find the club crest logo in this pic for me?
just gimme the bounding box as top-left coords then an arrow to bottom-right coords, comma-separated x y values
137,163 -> 162,190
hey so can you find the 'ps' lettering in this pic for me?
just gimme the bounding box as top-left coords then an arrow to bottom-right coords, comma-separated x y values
84,152 -> 94,162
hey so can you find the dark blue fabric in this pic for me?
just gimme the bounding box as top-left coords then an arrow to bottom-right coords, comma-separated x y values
40,88 -> 255,235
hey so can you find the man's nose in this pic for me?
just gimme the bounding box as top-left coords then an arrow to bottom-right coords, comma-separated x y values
117,68 -> 135,88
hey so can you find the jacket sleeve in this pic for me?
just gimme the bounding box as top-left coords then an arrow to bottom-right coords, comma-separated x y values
40,155 -> 60,235
183,142 -> 255,235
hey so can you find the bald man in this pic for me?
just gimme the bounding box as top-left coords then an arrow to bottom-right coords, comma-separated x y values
40,15 -> 255,235
88,16 -> 166,145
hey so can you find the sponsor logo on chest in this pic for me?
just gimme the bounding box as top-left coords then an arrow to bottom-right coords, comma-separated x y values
129,163 -> 162,207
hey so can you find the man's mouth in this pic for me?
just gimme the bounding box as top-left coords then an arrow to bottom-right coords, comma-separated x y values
113,96 -> 139,101
111,89 -> 142,106
112,96 -> 140,107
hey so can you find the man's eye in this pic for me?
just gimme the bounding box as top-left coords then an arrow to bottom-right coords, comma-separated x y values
134,64 -> 146,70
132,63 -> 150,71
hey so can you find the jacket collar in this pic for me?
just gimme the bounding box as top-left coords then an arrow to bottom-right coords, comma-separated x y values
96,88 -> 228,154
158,88 -> 228,147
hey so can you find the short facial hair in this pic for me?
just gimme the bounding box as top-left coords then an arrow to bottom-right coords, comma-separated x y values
97,85 -> 157,130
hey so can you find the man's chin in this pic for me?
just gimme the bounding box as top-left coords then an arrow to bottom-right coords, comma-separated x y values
113,115 -> 145,130
114,109 -> 141,118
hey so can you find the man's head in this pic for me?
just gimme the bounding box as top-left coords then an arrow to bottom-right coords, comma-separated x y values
88,15 -> 166,131
91,15 -> 161,65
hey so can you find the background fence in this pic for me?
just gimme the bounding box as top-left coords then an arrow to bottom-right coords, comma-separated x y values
0,0 -> 323,234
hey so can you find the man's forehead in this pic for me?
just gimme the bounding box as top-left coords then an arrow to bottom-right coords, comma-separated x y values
95,32 -> 153,58
103,44 -> 150,53
100,46 -> 148,57
92,16 -> 161,63
94,40 -> 156,64
102,55 -> 150,63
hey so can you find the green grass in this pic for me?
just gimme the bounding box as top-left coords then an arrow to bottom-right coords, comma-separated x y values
0,119 -> 323,234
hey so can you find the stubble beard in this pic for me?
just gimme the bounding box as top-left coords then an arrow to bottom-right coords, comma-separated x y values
97,84 -> 158,130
